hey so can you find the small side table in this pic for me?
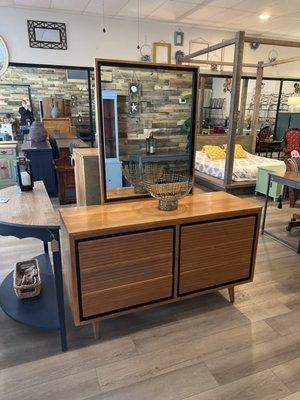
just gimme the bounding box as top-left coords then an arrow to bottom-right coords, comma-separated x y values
261,171 -> 300,253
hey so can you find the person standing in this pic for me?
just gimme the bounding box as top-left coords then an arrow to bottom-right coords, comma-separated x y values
19,99 -> 34,127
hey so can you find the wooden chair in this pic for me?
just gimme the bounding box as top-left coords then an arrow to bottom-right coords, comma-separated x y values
54,157 -> 76,205
285,157 -> 300,231
256,125 -> 271,155
283,128 -> 300,159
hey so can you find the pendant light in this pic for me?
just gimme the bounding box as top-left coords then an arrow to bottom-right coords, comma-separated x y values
102,0 -> 107,33
137,0 -> 140,50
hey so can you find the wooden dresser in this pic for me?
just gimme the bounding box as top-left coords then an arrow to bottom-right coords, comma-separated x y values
60,192 -> 261,336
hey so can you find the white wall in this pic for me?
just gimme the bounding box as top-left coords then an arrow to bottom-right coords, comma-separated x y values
0,6 -> 299,78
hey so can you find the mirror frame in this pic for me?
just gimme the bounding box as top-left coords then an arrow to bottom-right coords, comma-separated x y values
0,36 -> 9,77
95,58 -> 199,204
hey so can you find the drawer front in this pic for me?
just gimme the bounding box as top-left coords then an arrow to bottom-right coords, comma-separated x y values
77,228 -> 174,318
0,159 -> 13,180
179,216 -> 256,295
0,149 -> 13,155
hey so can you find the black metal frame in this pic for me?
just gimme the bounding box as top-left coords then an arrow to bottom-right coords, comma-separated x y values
27,20 -> 67,50
95,59 -> 199,203
74,226 -> 176,322
200,74 -> 300,137
7,62 -> 94,144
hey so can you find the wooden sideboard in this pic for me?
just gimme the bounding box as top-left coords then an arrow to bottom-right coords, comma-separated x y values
60,192 -> 261,337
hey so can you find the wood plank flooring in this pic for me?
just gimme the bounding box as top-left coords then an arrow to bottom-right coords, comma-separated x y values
0,189 -> 299,400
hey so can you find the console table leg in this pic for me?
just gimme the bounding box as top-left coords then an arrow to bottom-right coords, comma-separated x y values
92,321 -> 101,340
43,241 -> 49,254
228,287 -> 235,303
52,237 -> 67,352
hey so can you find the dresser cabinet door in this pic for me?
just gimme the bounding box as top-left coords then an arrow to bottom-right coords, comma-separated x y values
179,216 -> 256,295
77,228 -> 174,318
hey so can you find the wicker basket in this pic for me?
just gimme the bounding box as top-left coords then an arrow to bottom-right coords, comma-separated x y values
13,259 -> 41,299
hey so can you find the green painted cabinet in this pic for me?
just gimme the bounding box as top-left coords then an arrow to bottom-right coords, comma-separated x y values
0,142 -> 18,188
255,164 -> 286,201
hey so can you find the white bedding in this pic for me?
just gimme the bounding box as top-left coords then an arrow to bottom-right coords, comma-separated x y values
195,150 -> 286,181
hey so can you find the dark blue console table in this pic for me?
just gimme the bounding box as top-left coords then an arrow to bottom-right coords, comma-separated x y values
22,140 -> 56,195
0,181 -> 67,351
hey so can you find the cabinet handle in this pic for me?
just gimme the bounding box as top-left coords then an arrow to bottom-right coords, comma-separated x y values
0,166 -> 7,170
0,150 -> 7,154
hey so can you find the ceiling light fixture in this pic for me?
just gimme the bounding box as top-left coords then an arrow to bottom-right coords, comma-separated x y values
259,13 -> 270,21
102,0 -> 107,33
137,0 -> 140,50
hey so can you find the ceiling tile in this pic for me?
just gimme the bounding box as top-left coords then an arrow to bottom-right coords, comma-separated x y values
233,0 -> 282,13
84,0 -> 129,16
209,0 -> 243,7
50,0 -> 90,12
116,0 -> 166,18
149,0 -> 199,20
14,0 -> 51,7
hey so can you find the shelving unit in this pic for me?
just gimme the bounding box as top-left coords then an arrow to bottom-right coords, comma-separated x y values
0,181 -> 67,351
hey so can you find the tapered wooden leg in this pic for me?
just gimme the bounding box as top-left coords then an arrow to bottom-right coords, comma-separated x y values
228,287 -> 235,303
92,321 -> 101,340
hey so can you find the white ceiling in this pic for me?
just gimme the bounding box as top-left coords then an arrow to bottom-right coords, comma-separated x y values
1,0 -> 300,39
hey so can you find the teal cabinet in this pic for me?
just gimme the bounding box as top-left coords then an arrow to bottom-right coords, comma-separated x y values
255,164 -> 286,201
0,142 -> 18,188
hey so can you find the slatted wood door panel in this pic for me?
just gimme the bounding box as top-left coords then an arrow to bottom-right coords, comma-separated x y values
77,228 -> 174,318
179,217 -> 256,295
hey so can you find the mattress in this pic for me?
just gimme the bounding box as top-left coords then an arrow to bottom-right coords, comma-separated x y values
195,151 -> 286,181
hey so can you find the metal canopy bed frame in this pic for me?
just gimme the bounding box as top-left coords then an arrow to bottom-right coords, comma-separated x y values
181,31 -> 300,192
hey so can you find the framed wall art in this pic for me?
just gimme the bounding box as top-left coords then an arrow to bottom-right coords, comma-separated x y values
153,42 -> 172,64
27,20 -> 67,50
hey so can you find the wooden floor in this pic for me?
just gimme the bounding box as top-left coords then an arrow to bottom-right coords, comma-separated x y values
0,188 -> 299,400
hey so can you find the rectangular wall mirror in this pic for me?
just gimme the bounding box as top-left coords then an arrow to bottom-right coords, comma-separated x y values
95,59 -> 199,203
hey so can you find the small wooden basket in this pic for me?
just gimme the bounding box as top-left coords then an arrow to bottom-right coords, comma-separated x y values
13,259 -> 41,299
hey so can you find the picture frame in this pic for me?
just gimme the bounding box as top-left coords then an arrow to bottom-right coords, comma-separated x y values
27,20 -> 67,50
174,31 -> 184,46
153,42 -> 172,64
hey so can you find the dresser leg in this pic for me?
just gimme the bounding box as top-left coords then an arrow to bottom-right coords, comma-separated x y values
92,321 -> 101,340
228,287 -> 235,303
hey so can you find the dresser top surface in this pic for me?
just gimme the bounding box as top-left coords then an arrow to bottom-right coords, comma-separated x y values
60,192 -> 261,236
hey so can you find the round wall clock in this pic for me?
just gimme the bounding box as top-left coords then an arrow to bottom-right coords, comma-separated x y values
129,83 -> 139,94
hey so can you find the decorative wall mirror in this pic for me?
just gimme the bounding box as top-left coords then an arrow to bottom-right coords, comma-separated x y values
27,20 -> 67,50
95,58 -> 199,203
0,36 -> 9,76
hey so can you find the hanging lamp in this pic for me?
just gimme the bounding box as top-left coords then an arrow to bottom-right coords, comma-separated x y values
102,0 -> 107,33
137,0 -> 140,50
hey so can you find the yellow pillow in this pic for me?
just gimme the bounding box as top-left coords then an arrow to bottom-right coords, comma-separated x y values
202,145 -> 226,160
222,144 -> 247,158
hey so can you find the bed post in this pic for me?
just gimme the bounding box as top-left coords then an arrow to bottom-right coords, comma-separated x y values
237,78 -> 249,136
198,76 -> 205,138
224,31 -> 245,185
251,62 -> 264,154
